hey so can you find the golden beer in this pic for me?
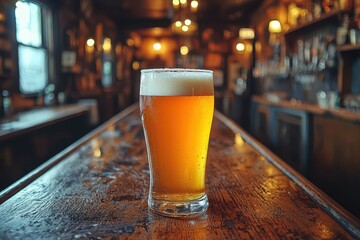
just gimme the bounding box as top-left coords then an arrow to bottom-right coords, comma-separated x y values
140,69 -> 214,217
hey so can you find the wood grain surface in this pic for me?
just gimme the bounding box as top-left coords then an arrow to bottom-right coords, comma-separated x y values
0,104 -> 359,239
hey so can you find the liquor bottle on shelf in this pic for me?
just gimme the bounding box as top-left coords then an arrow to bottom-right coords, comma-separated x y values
289,32 -> 340,103
338,0 -> 353,10
355,0 -> 360,17
312,0 -> 322,18
336,14 -> 350,45
311,36 -> 319,71
321,0 -> 335,13
1,90 -> 12,117
354,0 -> 360,43
348,17 -> 358,45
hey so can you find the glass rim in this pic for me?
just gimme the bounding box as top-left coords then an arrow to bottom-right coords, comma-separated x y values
140,68 -> 213,74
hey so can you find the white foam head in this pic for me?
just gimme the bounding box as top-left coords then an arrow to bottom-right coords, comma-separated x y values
140,68 -> 214,96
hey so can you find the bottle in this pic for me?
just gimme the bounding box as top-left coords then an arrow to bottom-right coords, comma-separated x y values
355,0 -> 360,17
355,0 -> 360,43
311,36 -> 319,67
336,14 -> 350,45
349,18 -> 358,45
357,21 -> 360,44
321,0 -> 334,13
339,0 -> 353,10
304,40 -> 311,65
297,40 -> 305,68
2,90 -> 12,117
313,0 -> 322,18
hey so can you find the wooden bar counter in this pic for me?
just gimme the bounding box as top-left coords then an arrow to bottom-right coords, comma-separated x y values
0,104 -> 359,239
0,104 -> 91,142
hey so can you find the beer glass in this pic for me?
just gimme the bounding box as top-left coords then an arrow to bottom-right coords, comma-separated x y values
140,68 -> 214,217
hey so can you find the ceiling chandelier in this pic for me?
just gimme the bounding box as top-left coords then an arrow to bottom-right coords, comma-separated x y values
171,0 -> 199,35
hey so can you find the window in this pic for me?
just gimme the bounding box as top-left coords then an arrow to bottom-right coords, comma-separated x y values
15,0 -> 53,95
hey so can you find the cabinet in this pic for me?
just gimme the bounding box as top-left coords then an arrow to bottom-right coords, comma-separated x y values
311,115 -> 360,217
251,102 -> 273,147
251,100 -> 310,175
273,108 -> 310,174
251,96 -> 360,217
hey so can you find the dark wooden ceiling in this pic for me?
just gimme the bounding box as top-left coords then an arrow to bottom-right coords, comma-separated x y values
92,0 -> 172,29
92,0 -> 263,31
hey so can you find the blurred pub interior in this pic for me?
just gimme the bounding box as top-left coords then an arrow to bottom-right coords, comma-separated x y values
0,0 -> 359,218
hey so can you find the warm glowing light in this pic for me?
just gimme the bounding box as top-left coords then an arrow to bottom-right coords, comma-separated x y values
180,0 -> 186,4
236,42 -> 245,52
266,166 -> 276,176
127,38 -> 135,46
175,21 -> 182,27
180,45 -> 189,55
184,19 -> 191,26
153,42 -> 162,51
173,0 -> 180,7
268,20 -> 282,33
191,0 -> 198,9
234,134 -> 245,146
115,44 -> 122,55
0,13 -> 5,21
239,28 -> 255,40
132,61 -> 140,70
255,41 -> 262,52
93,148 -> 102,158
288,4 -> 300,26
182,25 -> 189,32
86,38 -> 95,47
86,38 -> 95,54
102,37 -> 112,53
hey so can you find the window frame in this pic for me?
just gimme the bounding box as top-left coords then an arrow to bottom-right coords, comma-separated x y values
14,0 -> 55,96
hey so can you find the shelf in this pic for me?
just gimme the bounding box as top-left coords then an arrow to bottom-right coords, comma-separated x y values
337,44 -> 360,53
285,10 -> 351,37
252,95 -> 360,122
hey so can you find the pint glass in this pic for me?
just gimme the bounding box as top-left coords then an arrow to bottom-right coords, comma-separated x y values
140,68 -> 214,217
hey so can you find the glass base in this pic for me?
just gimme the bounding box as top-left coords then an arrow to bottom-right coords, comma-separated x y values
148,194 -> 208,218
